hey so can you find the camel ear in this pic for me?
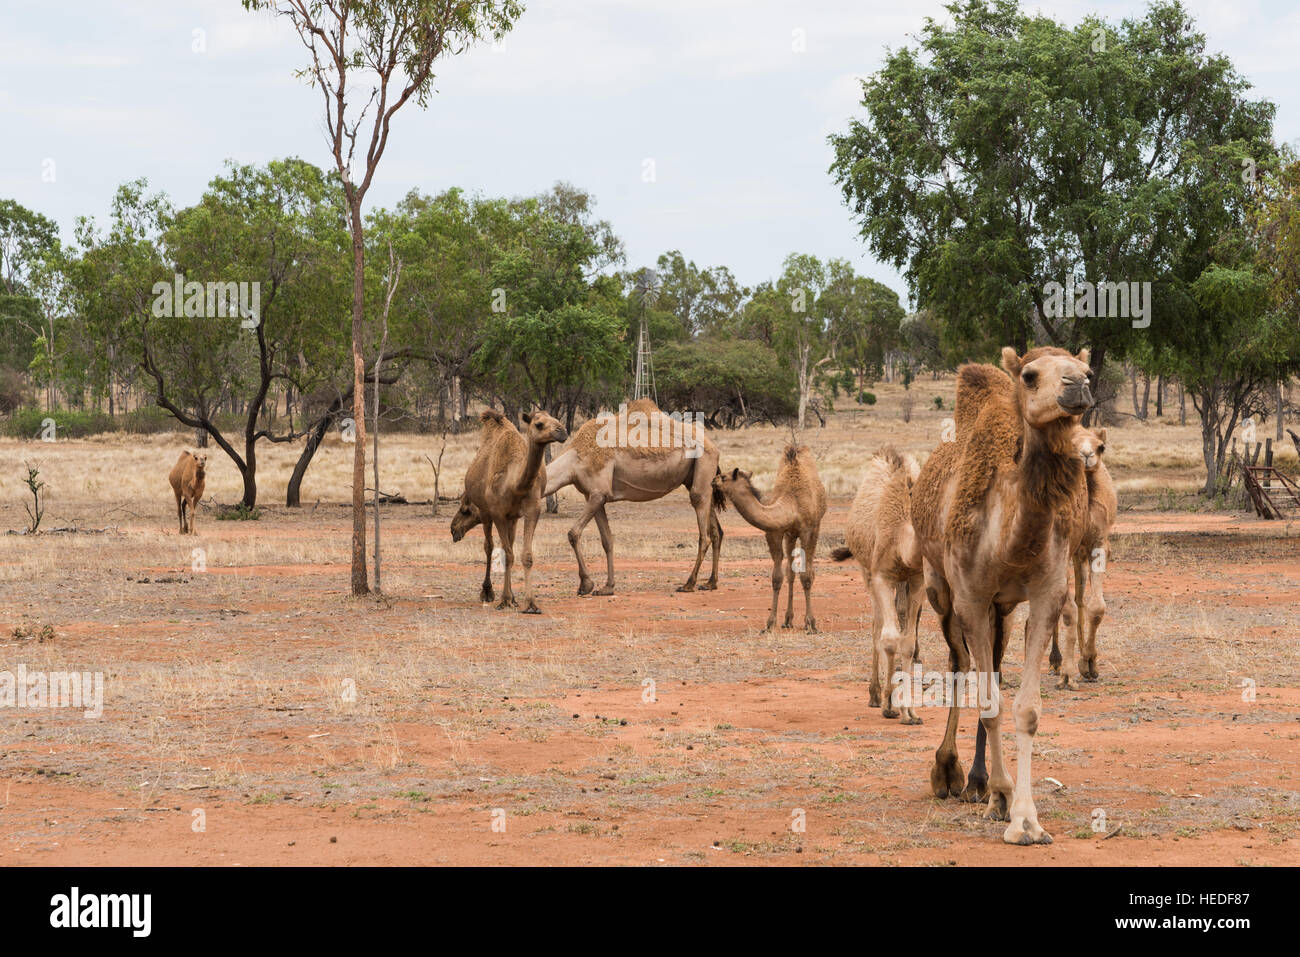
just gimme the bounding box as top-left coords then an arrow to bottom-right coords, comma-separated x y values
521,411 -> 532,424
1000,347 -> 1022,377
729,468 -> 739,480
739,469 -> 752,481
1097,428 -> 1107,445
1076,348 -> 1090,367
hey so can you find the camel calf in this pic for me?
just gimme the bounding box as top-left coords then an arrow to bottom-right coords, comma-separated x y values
169,450 -> 207,535
1050,426 -> 1117,686
831,446 -> 925,723
712,446 -> 826,632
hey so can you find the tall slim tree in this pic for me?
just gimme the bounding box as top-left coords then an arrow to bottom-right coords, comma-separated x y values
246,0 -> 524,595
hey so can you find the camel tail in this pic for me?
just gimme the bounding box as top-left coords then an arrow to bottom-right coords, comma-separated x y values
712,468 -> 728,512
830,545 -> 853,563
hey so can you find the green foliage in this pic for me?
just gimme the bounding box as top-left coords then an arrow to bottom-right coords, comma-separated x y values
859,391 -> 877,405
654,339 -> 797,424
829,0 -> 1277,365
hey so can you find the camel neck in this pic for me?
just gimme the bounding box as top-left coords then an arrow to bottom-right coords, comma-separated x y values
519,439 -> 547,490
1008,418 -> 1081,557
729,486 -> 797,531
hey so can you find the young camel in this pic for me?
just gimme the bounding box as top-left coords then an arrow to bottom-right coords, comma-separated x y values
1049,426 -> 1117,684
831,447 -> 925,723
712,445 -> 827,633
450,408 -> 568,613
544,398 -> 726,595
911,347 -> 1092,845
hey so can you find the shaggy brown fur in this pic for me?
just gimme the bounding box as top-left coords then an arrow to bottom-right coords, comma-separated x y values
713,445 -> 827,632
911,345 -> 1094,845
831,446 -> 925,722
454,408 -> 568,613
169,450 -> 207,535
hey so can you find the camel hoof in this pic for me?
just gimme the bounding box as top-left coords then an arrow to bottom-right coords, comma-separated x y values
495,598 -> 517,611
961,778 -> 988,804
804,623 -> 819,634
479,588 -> 495,603
698,581 -> 717,591
1057,675 -> 1077,691
1083,657 -> 1100,680
676,583 -> 696,593
930,758 -> 965,800
900,713 -> 923,726
1004,820 -> 1052,845
985,792 -> 1010,821
868,688 -> 882,710
592,585 -> 615,597
577,580 -> 594,596
521,604 -> 541,615
882,707 -> 899,720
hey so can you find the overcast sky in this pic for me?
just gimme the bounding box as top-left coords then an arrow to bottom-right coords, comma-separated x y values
3,0 -> 1298,301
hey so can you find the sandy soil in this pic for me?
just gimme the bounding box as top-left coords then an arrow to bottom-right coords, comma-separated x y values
2,486 -> 1297,866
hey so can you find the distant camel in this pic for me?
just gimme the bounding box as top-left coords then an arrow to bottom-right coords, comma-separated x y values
831,446 -> 925,723
911,347 -> 1093,844
544,398 -> 726,595
712,445 -> 827,632
169,450 -> 207,535
1049,426 -> 1117,684
451,409 -> 567,613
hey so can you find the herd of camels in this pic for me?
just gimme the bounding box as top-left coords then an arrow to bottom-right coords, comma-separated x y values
450,346 -> 1118,845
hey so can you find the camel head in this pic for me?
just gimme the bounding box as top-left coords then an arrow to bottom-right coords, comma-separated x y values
449,493 -> 482,542
712,467 -> 757,501
1001,346 -> 1094,427
190,451 -> 208,476
1072,426 -> 1107,471
520,410 -> 568,446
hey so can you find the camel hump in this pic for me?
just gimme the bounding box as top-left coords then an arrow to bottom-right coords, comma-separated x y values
480,408 -> 508,427
954,362 -> 1015,435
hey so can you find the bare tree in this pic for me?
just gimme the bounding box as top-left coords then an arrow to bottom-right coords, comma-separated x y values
245,0 -> 524,595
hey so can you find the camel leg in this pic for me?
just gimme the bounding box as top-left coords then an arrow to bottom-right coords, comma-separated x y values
926,566 -> 966,799
872,572 -> 905,720
904,572 -> 925,671
1080,549 -> 1105,680
1048,619 -> 1062,674
590,504 -> 616,596
479,521 -> 495,602
963,604 -> 1012,804
176,491 -> 186,534
799,529 -> 818,633
494,517 -> 518,610
782,532 -> 797,629
188,496 -> 197,535
519,507 -> 541,614
1056,561 -> 1081,690
704,508 -> 723,590
567,493 -> 605,596
1002,574 -> 1067,846
866,569 -> 883,710
676,490 -> 711,593
763,532 -> 783,632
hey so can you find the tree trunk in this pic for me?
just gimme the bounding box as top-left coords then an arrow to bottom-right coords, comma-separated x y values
1200,407 -> 1218,496
1156,374 -> 1164,417
348,196 -> 368,596
1179,381 -> 1186,426
286,399 -> 342,507
1140,374 -> 1151,421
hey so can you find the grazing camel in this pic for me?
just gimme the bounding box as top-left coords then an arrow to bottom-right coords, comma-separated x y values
910,346 -> 1092,845
712,445 -> 827,632
830,446 -> 925,723
451,408 -> 568,613
1049,426 -> 1117,684
544,398 -> 726,595
169,450 -> 207,535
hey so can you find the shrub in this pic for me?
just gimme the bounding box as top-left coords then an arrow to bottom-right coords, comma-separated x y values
858,391 -> 877,405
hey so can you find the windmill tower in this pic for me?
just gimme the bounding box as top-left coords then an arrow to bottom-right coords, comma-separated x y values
633,268 -> 659,403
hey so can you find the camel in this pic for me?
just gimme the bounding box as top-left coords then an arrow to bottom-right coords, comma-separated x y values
543,398 -> 726,595
712,445 -> 827,633
1049,426 -> 1117,684
910,346 -> 1093,845
450,408 -> 568,613
831,447 -> 926,723
169,450 -> 207,535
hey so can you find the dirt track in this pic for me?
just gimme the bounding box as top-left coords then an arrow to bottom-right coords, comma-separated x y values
2,492 -> 1297,866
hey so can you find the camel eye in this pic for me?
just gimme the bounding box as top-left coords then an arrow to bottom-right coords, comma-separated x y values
1097,445 -> 1105,455
1022,370 -> 1038,387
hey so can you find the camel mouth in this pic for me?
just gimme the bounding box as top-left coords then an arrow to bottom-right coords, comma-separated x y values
553,429 -> 569,444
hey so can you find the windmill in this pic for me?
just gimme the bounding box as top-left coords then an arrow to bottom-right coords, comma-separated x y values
632,268 -> 659,403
